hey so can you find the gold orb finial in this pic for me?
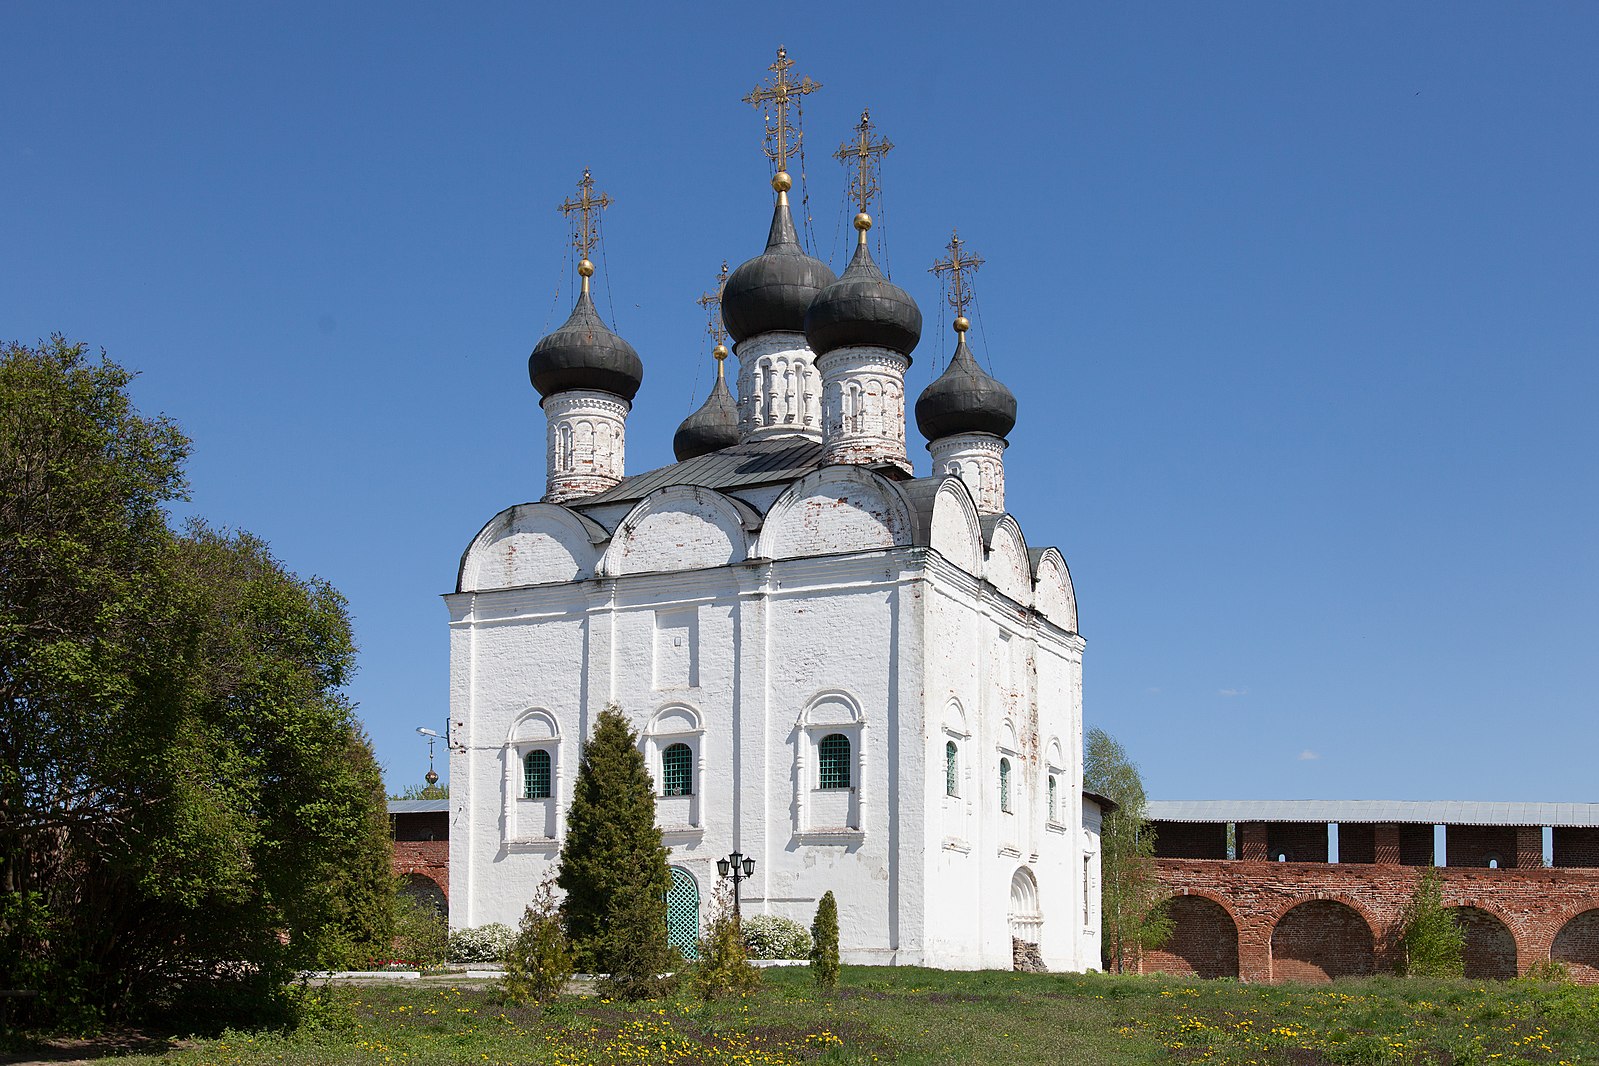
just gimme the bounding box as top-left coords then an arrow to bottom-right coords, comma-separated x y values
713,342 -> 728,361
577,258 -> 595,278
854,212 -> 872,232
953,315 -> 970,333
771,170 -> 793,193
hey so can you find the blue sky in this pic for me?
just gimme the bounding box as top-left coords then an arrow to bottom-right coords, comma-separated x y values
5,3 -> 1595,802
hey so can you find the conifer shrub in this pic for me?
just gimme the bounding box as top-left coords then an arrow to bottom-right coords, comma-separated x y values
501,877 -> 573,1004
449,922 -> 515,964
742,914 -> 812,960
810,890 -> 840,990
556,704 -> 676,999
692,883 -> 761,1001
1399,866 -> 1465,978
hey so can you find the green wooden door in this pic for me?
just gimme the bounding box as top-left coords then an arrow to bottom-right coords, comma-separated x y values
666,866 -> 700,960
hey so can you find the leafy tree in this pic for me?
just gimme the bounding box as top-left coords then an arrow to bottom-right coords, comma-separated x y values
0,338 -> 393,1026
501,876 -> 573,1004
810,890 -> 840,990
1399,867 -> 1465,978
555,703 -> 674,998
692,881 -> 759,1001
1084,726 -> 1172,973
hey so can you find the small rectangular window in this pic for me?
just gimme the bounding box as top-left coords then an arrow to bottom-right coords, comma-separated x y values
524,749 -> 552,799
818,733 -> 852,790
661,743 -> 693,797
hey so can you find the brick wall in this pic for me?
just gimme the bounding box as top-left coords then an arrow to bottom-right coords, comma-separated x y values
1152,821 -> 1228,860
393,839 -> 449,906
1447,825 -> 1523,868
1149,859 -> 1599,983
1554,828 -> 1599,868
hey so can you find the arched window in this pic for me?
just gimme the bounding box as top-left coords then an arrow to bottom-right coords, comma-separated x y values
818,733 -> 851,789
523,749 -> 551,799
945,741 -> 959,797
661,743 -> 693,797
1048,775 -> 1058,822
999,758 -> 1012,813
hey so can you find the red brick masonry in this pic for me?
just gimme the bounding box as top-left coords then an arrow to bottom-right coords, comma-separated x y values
1145,859 -> 1599,983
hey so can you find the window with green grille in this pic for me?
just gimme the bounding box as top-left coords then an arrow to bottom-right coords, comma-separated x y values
661,743 -> 693,796
524,749 -> 551,799
945,741 -> 959,797
1048,775 -> 1058,821
999,757 -> 1012,812
818,733 -> 851,789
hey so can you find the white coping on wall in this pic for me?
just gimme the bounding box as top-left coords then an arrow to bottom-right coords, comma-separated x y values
1147,800 -> 1599,828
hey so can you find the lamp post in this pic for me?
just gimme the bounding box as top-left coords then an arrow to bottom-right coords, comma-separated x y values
716,850 -> 756,921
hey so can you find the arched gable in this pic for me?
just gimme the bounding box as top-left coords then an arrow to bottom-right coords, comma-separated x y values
507,708 -> 561,744
981,514 -> 1032,606
942,698 -> 970,738
796,690 -> 865,729
1045,736 -> 1065,771
598,486 -> 759,577
998,717 -> 1020,755
928,476 -> 983,575
1031,547 -> 1079,633
756,466 -> 915,561
646,703 -> 703,736
458,503 -> 607,592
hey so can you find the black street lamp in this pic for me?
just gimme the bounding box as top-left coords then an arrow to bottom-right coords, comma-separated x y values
716,850 -> 756,921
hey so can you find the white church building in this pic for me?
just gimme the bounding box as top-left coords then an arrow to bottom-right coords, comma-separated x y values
446,60 -> 1104,971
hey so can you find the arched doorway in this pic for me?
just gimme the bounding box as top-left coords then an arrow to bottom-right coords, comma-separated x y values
1008,867 -> 1042,944
1551,909 -> 1599,982
665,866 -> 701,961
1271,900 -> 1374,982
399,873 -> 447,920
1144,895 -> 1239,978
1452,907 -> 1517,980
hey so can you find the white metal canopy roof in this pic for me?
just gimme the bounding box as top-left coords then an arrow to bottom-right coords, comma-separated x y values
1146,800 -> 1599,828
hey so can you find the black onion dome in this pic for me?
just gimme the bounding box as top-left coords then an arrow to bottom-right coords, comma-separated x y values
721,200 -> 837,343
914,335 -> 1017,441
672,372 -> 740,461
528,290 -> 644,401
803,239 -> 922,358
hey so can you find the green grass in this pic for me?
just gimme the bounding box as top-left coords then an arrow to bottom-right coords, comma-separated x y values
18,968 -> 1599,1065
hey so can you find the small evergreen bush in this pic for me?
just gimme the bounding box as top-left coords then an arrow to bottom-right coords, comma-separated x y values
501,878 -> 574,1004
742,914 -> 811,960
692,884 -> 760,1001
449,922 -> 515,963
1399,867 -> 1465,978
810,890 -> 840,990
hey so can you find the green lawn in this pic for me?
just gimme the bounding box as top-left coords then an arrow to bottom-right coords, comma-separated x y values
16,968 -> 1599,1066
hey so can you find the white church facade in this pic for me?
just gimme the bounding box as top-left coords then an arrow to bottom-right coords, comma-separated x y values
446,56 -> 1104,971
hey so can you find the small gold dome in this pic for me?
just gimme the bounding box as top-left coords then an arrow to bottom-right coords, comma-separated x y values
771,170 -> 793,193
854,212 -> 873,232
577,258 -> 595,278
953,315 -> 970,333
713,342 -> 728,360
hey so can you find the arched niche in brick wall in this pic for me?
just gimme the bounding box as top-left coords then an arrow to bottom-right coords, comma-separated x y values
1551,909 -> 1599,984
1270,899 -> 1376,982
1451,906 -> 1518,981
1143,894 -> 1240,979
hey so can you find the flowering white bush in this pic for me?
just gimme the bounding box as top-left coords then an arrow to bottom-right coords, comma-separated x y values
448,922 -> 515,963
741,914 -> 811,960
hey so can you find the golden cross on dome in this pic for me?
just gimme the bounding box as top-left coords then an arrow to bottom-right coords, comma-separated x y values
834,108 -> 894,218
742,46 -> 821,178
696,260 -> 731,353
929,229 -> 985,329
557,167 -> 612,289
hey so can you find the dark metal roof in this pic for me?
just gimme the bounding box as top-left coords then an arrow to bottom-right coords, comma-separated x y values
1083,790 -> 1119,814
388,799 -> 449,815
722,199 -> 836,343
673,373 -> 740,461
578,435 -> 823,507
803,238 -> 922,358
1147,800 -> 1599,828
915,334 -> 1016,441
529,290 -> 644,401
